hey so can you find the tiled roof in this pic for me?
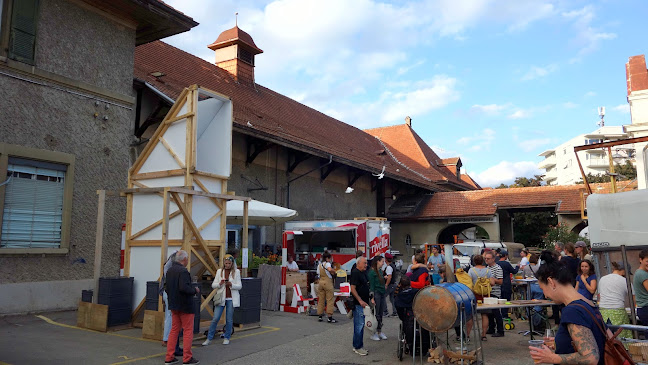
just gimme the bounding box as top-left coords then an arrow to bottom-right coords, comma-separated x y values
208,26 -> 263,54
364,124 -> 475,190
441,158 -> 460,165
461,174 -> 481,189
134,41 -> 454,191
411,181 -> 637,219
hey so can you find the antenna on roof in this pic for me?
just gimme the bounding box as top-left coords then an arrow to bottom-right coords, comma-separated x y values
597,106 -> 605,127
235,12 -> 239,26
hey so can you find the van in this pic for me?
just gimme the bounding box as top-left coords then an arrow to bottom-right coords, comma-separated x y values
453,241 -> 525,269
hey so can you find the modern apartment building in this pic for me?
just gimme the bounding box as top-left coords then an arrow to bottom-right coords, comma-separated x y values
538,126 -> 634,185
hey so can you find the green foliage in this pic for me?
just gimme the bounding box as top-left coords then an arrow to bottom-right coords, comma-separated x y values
235,253 -> 281,269
541,223 -> 589,250
513,211 -> 557,247
576,161 -> 637,184
497,175 -> 545,189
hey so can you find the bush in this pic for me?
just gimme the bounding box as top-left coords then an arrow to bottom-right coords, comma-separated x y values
542,223 -> 588,250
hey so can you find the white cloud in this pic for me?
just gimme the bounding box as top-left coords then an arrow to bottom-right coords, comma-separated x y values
562,6 -> 616,62
518,138 -> 552,152
473,161 -> 542,187
509,109 -> 531,119
397,60 -> 425,76
470,103 -> 511,115
521,64 -> 558,81
612,104 -> 630,114
584,91 -> 596,97
563,102 -> 578,108
457,128 -> 496,153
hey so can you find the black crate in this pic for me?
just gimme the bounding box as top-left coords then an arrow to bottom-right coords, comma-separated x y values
98,277 -> 133,297
233,307 -> 260,325
107,307 -> 132,327
239,278 -> 262,295
98,294 -> 131,309
81,290 -> 93,303
145,299 -> 159,311
146,281 -> 160,301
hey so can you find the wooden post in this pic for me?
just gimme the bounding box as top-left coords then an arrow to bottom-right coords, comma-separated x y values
242,200 -> 249,277
93,190 -> 106,304
621,245 -> 637,339
607,147 -> 617,193
159,188 -> 170,311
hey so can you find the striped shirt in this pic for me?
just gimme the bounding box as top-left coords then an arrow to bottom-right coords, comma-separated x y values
488,264 -> 503,298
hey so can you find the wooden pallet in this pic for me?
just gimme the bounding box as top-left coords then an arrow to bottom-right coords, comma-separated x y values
234,322 -> 261,331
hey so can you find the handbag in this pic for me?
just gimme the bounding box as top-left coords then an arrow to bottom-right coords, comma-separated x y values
363,305 -> 377,333
573,303 -> 635,365
212,270 -> 226,307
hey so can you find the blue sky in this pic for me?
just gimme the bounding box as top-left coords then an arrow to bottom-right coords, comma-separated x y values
162,0 -> 646,187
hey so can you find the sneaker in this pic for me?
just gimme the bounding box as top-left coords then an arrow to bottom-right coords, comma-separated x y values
183,358 -> 200,365
347,311 -> 354,319
201,339 -> 211,346
222,339 -> 230,345
318,315 -> 323,322
370,333 -> 381,341
390,313 -> 398,317
379,332 -> 387,340
327,317 -> 337,323
491,332 -> 504,337
353,348 -> 369,356
164,358 -> 178,365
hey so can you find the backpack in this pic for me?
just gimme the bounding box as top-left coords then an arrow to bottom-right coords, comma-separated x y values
470,268 -> 491,296
455,268 -> 472,288
574,303 -> 635,365
390,263 -> 401,286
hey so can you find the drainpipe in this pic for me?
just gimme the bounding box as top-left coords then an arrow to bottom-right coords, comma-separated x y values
286,155 -> 333,209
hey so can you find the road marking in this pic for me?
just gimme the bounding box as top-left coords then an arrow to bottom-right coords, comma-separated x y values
35,315 -> 159,343
0,361 -> 13,365
109,352 -> 166,365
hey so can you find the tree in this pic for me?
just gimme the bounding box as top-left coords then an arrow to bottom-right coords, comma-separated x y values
513,211 -> 557,247
541,223 -> 589,250
576,161 -> 637,184
497,175 -> 545,189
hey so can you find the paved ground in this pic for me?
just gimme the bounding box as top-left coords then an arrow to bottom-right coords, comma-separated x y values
0,309 -> 539,365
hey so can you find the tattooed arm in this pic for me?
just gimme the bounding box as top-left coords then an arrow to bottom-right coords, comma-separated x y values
529,324 -> 599,364
558,324 -> 599,364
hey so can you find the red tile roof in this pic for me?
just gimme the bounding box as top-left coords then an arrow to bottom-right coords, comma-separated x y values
134,41 -> 458,191
461,174 -> 481,189
412,181 -> 637,219
364,124 -> 475,190
208,26 -> 263,54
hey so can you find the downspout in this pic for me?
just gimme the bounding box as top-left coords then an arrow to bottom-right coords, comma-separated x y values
286,155 -> 333,209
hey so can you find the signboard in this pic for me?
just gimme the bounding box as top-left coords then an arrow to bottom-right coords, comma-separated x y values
242,248 -> 249,269
448,216 -> 496,224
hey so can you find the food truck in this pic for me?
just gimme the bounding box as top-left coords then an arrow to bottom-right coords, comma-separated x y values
283,219 -> 391,271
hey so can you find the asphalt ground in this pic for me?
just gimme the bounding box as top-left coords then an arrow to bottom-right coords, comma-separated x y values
0,309 -> 539,365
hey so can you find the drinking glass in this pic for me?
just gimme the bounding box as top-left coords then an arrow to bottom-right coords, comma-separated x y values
544,329 -> 555,350
529,340 -> 545,364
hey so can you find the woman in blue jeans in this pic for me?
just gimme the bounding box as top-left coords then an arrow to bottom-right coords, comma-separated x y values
203,255 -> 242,346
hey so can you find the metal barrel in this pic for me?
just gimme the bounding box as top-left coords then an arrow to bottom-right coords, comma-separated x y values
412,283 -> 475,332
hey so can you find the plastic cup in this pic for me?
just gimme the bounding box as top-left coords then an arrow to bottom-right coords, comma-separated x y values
529,340 -> 545,364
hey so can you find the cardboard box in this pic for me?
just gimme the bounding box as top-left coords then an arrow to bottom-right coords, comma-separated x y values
286,272 -> 308,293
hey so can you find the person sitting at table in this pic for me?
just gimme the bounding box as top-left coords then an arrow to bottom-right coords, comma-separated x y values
529,251 -> 606,365
575,259 -> 597,301
598,261 -> 632,339
286,255 -> 300,272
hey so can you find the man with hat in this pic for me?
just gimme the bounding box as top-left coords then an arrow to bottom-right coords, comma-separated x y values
598,260 -> 633,338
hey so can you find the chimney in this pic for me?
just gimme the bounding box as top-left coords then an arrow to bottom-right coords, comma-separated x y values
405,116 -> 412,127
626,55 -> 648,97
208,26 -> 263,84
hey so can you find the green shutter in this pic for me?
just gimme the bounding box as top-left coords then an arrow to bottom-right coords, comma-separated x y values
8,0 -> 39,64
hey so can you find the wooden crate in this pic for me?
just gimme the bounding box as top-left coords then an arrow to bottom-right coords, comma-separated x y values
142,310 -> 165,340
286,272 -> 308,293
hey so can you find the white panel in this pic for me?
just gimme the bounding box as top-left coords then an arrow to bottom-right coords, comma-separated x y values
587,190 -> 648,247
139,142 -> 181,173
164,119 -> 187,165
196,98 -> 232,177
137,176 -> 185,188
192,192 -> 222,241
129,247 -> 179,310
196,98 -> 223,138
131,194 -> 183,240
197,176 -> 222,194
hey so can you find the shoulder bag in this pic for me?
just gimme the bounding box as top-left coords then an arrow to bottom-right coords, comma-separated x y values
573,303 -> 635,365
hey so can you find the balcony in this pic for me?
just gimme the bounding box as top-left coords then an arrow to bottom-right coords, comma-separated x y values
587,159 -> 609,168
538,155 -> 556,169
544,170 -> 557,182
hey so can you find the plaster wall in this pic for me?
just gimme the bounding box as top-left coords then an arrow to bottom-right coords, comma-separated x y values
0,0 -> 135,288
558,214 -> 586,232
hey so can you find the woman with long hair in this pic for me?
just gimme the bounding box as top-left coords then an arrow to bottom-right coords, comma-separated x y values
599,261 -> 632,339
575,260 -> 597,301
368,255 -> 387,341
203,254 -> 242,346
529,251 -> 606,364
575,241 -> 592,261
561,242 -> 580,283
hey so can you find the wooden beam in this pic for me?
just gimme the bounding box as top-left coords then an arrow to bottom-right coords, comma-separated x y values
159,137 -> 186,169
131,169 -> 185,180
573,135 -> 648,152
164,112 -> 195,125
200,287 -> 219,312
190,247 -> 215,275
574,151 -> 592,195
159,188 -> 170,312
198,211 -> 222,232
130,210 -> 181,240
128,240 -> 184,247
170,192 -> 219,273
287,151 -> 311,174
193,177 -> 224,210
169,187 -> 251,202
242,200 -> 249,277
320,162 -> 337,183
246,137 -> 273,167
348,170 -> 364,188
607,146 -> 617,193
93,190 -> 106,304
193,170 -> 230,180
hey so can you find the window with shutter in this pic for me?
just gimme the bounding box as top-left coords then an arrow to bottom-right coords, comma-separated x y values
1,157 -> 65,248
8,0 -> 39,64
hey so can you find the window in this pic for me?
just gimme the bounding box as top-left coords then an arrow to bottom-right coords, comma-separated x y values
0,143 -> 74,254
1,0 -> 40,64
238,47 -> 254,65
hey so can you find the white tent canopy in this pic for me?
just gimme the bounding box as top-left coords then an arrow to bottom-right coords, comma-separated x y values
226,200 -> 297,225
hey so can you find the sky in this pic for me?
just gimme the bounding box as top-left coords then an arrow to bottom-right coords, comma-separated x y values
161,0 -> 647,187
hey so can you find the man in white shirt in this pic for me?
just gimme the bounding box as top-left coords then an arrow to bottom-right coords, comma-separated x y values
287,255 -> 299,272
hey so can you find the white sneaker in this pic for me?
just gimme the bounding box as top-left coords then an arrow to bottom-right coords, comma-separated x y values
353,348 -> 368,356
370,333 -> 381,341
379,332 -> 387,340
222,339 -> 230,345
201,339 -> 211,346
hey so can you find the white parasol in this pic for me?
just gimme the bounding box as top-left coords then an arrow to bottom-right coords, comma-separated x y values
226,200 -> 298,225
